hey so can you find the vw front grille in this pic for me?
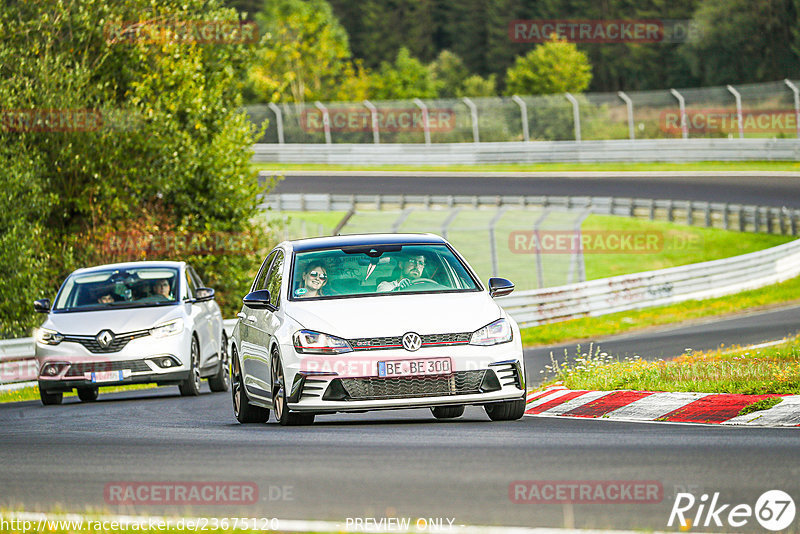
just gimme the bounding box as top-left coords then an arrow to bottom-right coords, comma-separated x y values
333,370 -> 488,400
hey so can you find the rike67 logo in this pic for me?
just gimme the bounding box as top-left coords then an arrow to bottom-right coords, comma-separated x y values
668,490 -> 796,531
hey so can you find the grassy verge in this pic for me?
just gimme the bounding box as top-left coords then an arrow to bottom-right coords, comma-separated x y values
539,336 -> 800,395
520,274 -> 800,347
253,161 -> 800,173
0,383 -> 159,404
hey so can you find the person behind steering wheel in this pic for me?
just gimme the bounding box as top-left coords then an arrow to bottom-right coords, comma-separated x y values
377,253 -> 427,292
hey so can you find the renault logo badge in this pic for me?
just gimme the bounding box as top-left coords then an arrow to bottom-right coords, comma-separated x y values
96,330 -> 114,349
402,332 -> 422,352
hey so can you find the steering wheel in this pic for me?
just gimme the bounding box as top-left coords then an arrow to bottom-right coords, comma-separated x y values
395,278 -> 447,291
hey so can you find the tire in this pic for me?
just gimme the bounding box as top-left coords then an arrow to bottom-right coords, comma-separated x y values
231,345 -> 269,424
77,387 -> 99,402
39,386 -> 63,406
431,405 -> 465,419
208,331 -> 230,392
178,335 -> 202,396
272,351 -> 314,426
484,397 -> 526,421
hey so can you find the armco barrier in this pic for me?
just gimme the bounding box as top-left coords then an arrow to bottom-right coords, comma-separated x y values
258,193 -> 800,236
252,139 -> 800,164
499,237 -> 800,327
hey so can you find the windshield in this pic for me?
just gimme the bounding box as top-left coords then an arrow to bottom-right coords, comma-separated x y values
290,244 -> 479,300
53,266 -> 180,311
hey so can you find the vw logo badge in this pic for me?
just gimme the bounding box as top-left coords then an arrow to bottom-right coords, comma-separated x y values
402,332 -> 422,352
96,329 -> 114,348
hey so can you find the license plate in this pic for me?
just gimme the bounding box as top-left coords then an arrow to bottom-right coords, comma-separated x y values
85,370 -> 129,383
377,357 -> 452,378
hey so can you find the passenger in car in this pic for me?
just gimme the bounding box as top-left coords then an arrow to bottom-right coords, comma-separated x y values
376,253 -> 426,292
296,263 -> 328,298
97,292 -> 115,304
148,278 -> 172,301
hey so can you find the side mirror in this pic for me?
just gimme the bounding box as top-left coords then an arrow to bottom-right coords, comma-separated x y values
34,299 -> 51,313
488,278 -> 515,298
195,287 -> 215,302
243,289 -> 275,310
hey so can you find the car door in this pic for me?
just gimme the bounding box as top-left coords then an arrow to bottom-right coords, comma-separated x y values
240,250 -> 278,398
188,265 -> 220,366
183,266 -> 210,367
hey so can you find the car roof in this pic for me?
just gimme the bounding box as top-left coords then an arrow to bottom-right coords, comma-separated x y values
288,233 -> 448,253
70,261 -> 186,275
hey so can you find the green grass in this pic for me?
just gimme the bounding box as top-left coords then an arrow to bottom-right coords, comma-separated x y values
581,215 -> 793,279
253,161 -> 800,173
0,383 -> 160,404
539,336 -> 800,394
521,274 -> 800,347
738,396 -> 783,416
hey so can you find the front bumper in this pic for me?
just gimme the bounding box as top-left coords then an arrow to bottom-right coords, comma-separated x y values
38,370 -> 190,392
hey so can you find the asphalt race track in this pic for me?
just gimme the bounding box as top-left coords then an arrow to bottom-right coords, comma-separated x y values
269,172 -> 800,208
2,382 -> 800,532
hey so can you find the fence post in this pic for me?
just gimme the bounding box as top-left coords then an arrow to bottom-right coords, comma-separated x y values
413,98 -> 431,145
669,89 -> 688,139
617,91 -> 635,140
726,85 -> 744,139
462,97 -> 480,143
314,101 -> 332,144
363,100 -> 380,144
533,209 -> 550,289
565,92 -> 581,142
267,103 -> 284,144
488,207 -> 508,278
511,95 -> 530,142
784,79 -> 800,139
441,207 -> 461,240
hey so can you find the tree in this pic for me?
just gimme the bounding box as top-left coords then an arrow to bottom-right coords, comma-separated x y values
681,0 -> 800,85
371,47 -> 438,100
0,0 -> 266,336
505,34 -> 592,95
248,0 -> 368,103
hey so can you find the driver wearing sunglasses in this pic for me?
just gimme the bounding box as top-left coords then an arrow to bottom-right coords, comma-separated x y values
377,253 -> 426,292
296,263 -> 328,298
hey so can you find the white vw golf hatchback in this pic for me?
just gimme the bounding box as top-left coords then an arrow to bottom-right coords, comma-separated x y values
230,234 -> 526,426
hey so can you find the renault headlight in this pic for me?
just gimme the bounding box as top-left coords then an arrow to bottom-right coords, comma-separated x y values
469,318 -> 512,346
35,328 -> 64,345
150,318 -> 184,338
293,330 -> 353,354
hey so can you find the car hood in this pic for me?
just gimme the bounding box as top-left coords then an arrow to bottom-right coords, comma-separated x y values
44,305 -> 183,335
285,292 -> 503,338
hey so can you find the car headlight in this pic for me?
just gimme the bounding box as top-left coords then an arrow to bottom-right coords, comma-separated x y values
150,318 -> 184,338
35,328 -> 64,345
469,318 -> 512,346
293,330 -> 353,354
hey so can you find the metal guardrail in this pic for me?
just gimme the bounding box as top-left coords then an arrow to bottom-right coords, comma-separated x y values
0,319 -> 239,385
258,193 -> 800,236
499,237 -> 800,327
252,139 -> 800,164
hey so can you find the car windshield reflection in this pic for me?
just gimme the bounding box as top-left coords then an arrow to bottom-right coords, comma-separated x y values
52,267 -> 180,312
290,245 -> 479,300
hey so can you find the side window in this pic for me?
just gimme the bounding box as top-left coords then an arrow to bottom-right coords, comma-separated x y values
189,267 -> 204,288
253,251 -> 276,292
265,251 -> 284,308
